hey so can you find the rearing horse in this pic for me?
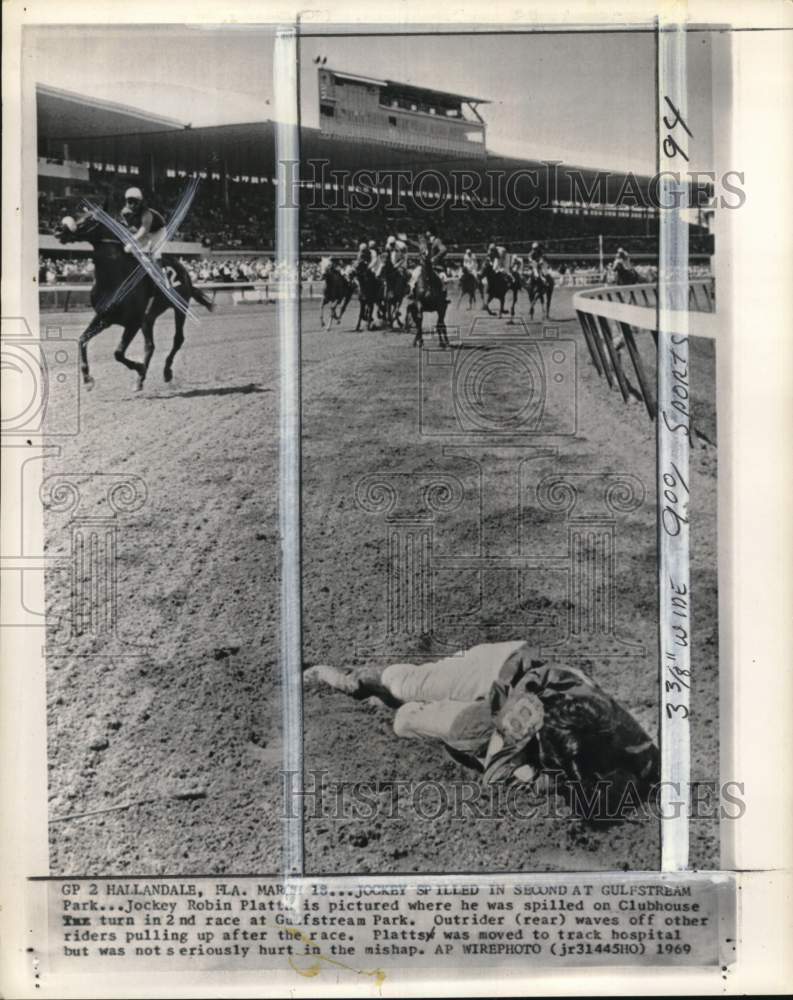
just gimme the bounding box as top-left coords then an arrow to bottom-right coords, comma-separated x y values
55,209 -> 213,390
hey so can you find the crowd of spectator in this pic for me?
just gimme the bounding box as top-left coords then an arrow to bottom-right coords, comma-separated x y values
38,178 -> 276,251
38,257 -> 94,284
39,174 -> 712,257
37,254 -> 331,287
38,253 -> 669,293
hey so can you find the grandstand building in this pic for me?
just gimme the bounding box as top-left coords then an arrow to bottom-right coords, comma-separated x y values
317,68 -> 488,157
36,77 -> 712,260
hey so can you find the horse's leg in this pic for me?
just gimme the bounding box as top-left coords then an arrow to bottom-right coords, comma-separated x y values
410,304 -> 422,347
139,295 -> 169,389
437,304 -> 449,349
78,314 -> 111,389
336,294 -> 351,324
164,309 -> 186,383
113,322 -> 145,385
545,286 -> 553,320
320,296 -> 327,329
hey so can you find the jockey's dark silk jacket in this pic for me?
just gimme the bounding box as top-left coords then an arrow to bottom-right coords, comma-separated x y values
444,644 -> 661,815
121,204 -> 166,234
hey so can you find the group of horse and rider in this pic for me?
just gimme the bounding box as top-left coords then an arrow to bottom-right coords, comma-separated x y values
52,183 -> 643,388
319,230 -> 561,345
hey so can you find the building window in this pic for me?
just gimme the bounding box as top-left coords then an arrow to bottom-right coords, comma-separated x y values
320,104 -> 335,118
388,116 -> 397,126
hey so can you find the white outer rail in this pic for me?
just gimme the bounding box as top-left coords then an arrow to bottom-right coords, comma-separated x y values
573,279 -> 716,339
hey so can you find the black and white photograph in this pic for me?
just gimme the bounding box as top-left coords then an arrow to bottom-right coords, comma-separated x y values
27,23 -> 721,877
2,2 -> 792,996
298,28 -> 720,873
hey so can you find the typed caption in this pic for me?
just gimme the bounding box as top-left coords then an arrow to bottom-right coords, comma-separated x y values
34,874 -> 735,979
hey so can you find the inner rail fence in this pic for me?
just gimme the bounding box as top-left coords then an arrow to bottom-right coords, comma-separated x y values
572,277 -> 716,420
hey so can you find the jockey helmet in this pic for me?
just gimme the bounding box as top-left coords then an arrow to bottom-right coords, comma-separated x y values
488,243 -> 496,252
531,241 -> 539,249
386,235 -> 396,247
124,187 -> 144,202
368,240 -> 377,249
616,247 -> 627,258
358,241 -> 368,251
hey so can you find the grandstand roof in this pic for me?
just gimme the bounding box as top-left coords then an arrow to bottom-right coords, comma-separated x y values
328,68 -> 488,106
37,83 -> 184,141
37,87 -> 654,203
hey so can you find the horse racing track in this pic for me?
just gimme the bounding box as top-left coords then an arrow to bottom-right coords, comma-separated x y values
44,285 -> 720,875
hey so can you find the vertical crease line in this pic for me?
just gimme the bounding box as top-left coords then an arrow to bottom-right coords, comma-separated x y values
275,26 -> 303,884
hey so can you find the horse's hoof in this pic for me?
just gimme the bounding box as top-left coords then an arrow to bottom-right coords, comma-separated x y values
83,376 -> 95,391
136,379 -> 145,392
163,368 -> 173,383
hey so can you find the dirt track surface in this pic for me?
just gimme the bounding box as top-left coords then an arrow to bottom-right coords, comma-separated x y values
44,286 -> 719,875
301,286 -> 719,874
45,304 -> 283,874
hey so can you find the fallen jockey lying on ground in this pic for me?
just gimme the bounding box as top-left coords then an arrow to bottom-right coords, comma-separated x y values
305,641 -> 660,820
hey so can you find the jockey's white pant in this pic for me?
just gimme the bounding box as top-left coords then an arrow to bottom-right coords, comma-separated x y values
137,230 -> 167,260
382,641 -> 526,750
408,265 -> 422,291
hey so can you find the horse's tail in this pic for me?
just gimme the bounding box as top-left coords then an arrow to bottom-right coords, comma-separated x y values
191,285 -> 214,312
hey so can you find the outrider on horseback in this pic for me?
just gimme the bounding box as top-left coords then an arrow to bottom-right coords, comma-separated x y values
55,185 -> 213,391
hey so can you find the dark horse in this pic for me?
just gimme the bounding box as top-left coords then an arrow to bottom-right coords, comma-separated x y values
457,267 -> 482,310
480,260 -> 517,317
319,258 -> 354,329
354,263 -> 381,332
378,255 -> 410,329
405,254 -> 450,348
525,269 -> 555,320
614,260 -> 641,286
55,209 -> 213,390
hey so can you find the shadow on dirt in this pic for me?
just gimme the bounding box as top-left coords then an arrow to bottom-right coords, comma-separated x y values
149,383 -> 270,400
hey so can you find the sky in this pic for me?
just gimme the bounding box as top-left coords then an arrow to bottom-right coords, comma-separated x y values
28,25 -> 714,175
